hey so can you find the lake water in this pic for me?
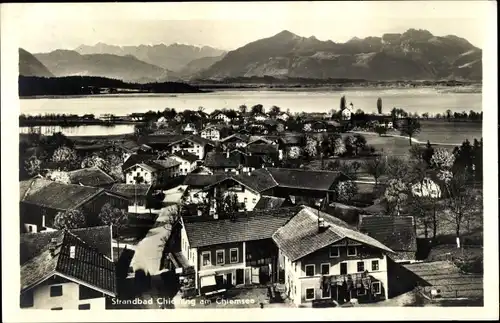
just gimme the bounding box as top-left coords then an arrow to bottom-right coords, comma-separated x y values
19,124 -> 136,137
19,89 -> 482,137
20,88 -> 482,116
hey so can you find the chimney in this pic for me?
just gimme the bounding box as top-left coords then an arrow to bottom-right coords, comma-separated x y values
318,217 -> 326,232
49,238 -> 58,257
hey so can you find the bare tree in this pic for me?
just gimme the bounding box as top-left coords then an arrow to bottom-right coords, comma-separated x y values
363,156 -> 387,186
400,117 -> 421,146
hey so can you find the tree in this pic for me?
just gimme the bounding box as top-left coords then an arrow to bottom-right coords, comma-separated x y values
422,141 -> 435,166
304,136 -> 318,158
343,135 -> 356,156
51,146 -> 78,171
276,123 -> 285,133
99,203 -> 128,227
53,209 -> 86,230
446,109 -> 452,121
269,106 -> 281,117
81,154 -> 109,170
46,170 -> 70,184
333,138 -> 346,156
334,181 -> 358,203
353,134 -> 367,155
364,156 -> 387,186
431,148 -> 455,171
287,146 -> 302,160
340,95 -> 346,111
106,153 -> 125,181
400,117 -> 421,146
24,155 -> 42,177
251,104 -> 264,115
384,179 -> 409,215
422,112 -> 429,119
377,97 -> 383,114
386,156 -> 411,181
374,125 -> 387,137
238,105 -> 247,115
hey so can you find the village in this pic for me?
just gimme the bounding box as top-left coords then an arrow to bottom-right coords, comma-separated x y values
18,97 -> 484,310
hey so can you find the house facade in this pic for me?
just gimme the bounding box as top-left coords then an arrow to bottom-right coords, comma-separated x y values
109,184 -> 152,214
20,227 -> 116,310
124,158 -> 180,187
203,176 -> 263,213
272,207 -> 393,306
341,104 -> 353,121
19,178 -> 128,233
200,125 -> 224,141
211,111 -> 231,123
169,136 -> 215,160
178,207 -> 300,295
170,151 -> 199,175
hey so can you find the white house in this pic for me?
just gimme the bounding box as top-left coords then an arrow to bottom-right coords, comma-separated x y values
211,111 -> 231,123
20,227 -> 116,310
169,136 -> 215,160
124,158 -> 180,186
273,207 -> 394,306
170,150 -> 199,175
341,103 -> 353,121
200,125 -> 224,141
182,123 -> 198,135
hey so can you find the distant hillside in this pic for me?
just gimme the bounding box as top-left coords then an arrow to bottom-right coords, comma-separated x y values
198,29 -> 482,81
74,42 -> 227,72
19,48 -> 54,77
178,53 -> 226,79
19,75 -> 204,97
33,50 -> 178,83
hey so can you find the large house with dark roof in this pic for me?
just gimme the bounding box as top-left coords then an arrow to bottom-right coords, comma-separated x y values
67,167 -> 116,189
272,207 -> 394,306
20,226 -> 116,309
123,157 -> 181,187
19,178 -> 128,233
178,206 -> 302,295
358,215 -> 417,263
204,151 -> 264,175
169,135 -> 215,160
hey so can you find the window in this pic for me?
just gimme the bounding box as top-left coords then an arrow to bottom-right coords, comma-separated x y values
329,246 -> 340,258
372,260 -> 379,271
372,282 -> 381,295
216,250 -> 225,264
78,304 -> 91,310
357,287 -> 367,296
230,248 -> 238,263
305,288 -> 315,301
347,246 -> 357,256
20,290 -> 34,308
244,198 -> 248,203
252,198 -> 257,203
357,261 -> 365,272
305,264 -> 315,277
320,263 -> 330,275
51,307 -> 63,310
322,286 -> 331,298
50,285 -> 63,297
202,252 -> 211,266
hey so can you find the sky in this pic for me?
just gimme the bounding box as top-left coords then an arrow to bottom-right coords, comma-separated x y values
4,1 -> 493,53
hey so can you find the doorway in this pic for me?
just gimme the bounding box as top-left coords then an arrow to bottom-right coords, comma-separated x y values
236,269 -> 244,285
340,262 -> 347,275
226,273 -> 233,287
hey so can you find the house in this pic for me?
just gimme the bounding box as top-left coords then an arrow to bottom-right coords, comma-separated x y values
177,206 -> 302,295
341,103 -> 354,121
170,150 -> 199,175
109,184 -> 152,214
67,167 -> 116,189
169,135 -> 215,160
210,110 -> 232,123
139,134 -> 186,153
114,140 -> 152,160
156,116 -> 168,125
201,175 -> 265,213
275,111 -> 290,121
246,144 -> 281,162
200,124 -> 228,141
129,113 -> 147,121
247,136 -> 277,146
182,174 -> 229,205
182,123 -> 198,135
238,168 -> 351,204
358,215 -> 418,263
123,157 -> 181,187
272,206 -> 394,306
251,112 -> 268,122
278,135 -> 305,158
219,133 -> 250,150
19,178 -> 128,233
190,165 -> 214,175
20,226 -> 116,309
205,151 -> 264,175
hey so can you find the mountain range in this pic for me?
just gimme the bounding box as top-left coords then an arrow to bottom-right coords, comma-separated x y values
19,28 -> 482,83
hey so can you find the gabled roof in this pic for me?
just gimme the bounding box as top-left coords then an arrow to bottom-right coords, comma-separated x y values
123,157 -> 180,173
202,124 -> 227,131
254,196 -> 288,210
183,174 -> 229,187
169,135 -> 215,147
265,167 -> 347,191
20,229 -> 116,296
272,206 -> 394,262
204,152 -> 241,168
20,226 -> 113,264
67,167 -> 116,187
358,215 -> 417,253
220,133 -> 250,143
172,150 -> 199,163
183,206 -> 302,248
109,184 -> 151,198
233,169 -> 278,192
20,178 -> 115,211
246,144 -> 279,155
142,134 -> 186,145
122,154 -> 158,171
